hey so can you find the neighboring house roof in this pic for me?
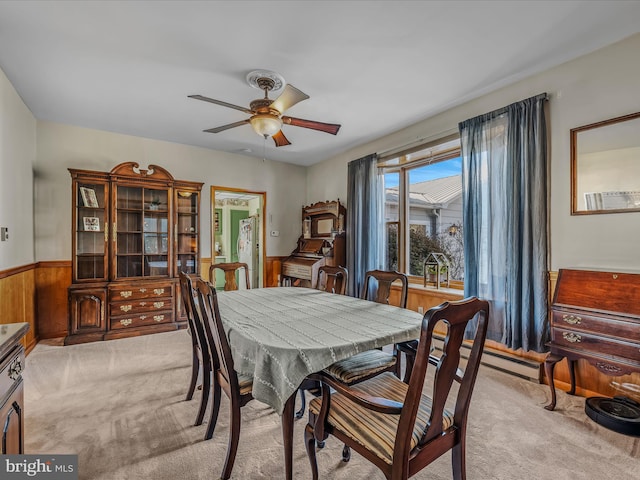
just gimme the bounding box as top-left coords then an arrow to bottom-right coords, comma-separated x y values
386,174 -> 462,208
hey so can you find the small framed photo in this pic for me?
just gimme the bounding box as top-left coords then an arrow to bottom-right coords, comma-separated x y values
83,217 -> 100,231
80,187 -> 99,208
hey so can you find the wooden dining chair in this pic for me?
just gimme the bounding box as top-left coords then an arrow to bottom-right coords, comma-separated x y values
316,265 -> 348,295
178,271 -> 212,427
192,277 -> 254,479
304,297 -> 490,480
323,270 -> 408,386
209,262 -> 251,291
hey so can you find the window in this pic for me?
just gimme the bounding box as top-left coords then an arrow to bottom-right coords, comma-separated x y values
380,136 -> 463,286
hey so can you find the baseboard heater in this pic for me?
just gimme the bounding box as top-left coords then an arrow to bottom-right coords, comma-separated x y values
430,334 -> 542,383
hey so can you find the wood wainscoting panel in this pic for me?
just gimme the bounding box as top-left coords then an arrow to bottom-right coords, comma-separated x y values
35,261 -> 71,339
0,264 -> 37,353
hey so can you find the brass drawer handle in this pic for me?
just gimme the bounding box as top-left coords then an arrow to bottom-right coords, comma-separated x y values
139,288 -> 147,293
562,332 -> 582,343
153,315 -> 165,322
562,314 -> 582,325
139,302 -> 147,306
120,291 -> 132,299
154,288 -> 165,295
140,315 -> 147,320
153,301 -> 165,309
8,358 -> 23,380
120,305 -> 132,313
120,319 -> 132,327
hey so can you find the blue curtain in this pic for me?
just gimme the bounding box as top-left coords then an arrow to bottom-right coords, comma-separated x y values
459,94 -> 549,352
346,153 -> 383,297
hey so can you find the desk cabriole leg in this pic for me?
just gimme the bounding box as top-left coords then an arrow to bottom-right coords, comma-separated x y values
544,353 -> 563,411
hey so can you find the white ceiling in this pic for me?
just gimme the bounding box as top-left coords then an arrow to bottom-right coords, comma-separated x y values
1,1 -> 639,167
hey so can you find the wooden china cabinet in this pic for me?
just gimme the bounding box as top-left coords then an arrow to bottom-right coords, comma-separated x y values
66,162 -> 203,345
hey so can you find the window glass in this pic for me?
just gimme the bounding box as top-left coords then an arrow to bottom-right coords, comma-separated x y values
382,139 -> 464,284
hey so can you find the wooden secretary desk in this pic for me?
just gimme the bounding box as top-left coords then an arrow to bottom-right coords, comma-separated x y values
66,162 -> 203,345
545,268 -> 640,410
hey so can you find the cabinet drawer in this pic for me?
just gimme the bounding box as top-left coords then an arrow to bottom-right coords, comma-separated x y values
110,297 -> 173,315
0,346 -> 24,404
552,309 -> 640,340
111,311 -> 173,330
109,283 -> 173,301
552,327 -> 640,361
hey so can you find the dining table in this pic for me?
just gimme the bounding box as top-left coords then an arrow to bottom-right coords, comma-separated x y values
216,286 -> 424,479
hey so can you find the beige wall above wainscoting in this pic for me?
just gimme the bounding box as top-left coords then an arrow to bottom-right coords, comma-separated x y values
306,33 -> 640,274
33,121 -> 308,262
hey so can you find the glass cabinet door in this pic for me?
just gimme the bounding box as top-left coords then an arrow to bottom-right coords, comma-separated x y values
114,185 -> 170,279
175,190 -> 199,274
75,181 -> 108,281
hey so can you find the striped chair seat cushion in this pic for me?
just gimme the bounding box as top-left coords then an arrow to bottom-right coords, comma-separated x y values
323,350 -> 396,384
237,373 -> 253,396
309,372 -> 454,465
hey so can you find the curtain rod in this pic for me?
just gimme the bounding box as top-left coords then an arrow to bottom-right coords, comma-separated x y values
377,126 -> 459,160
459,92 -> 549,127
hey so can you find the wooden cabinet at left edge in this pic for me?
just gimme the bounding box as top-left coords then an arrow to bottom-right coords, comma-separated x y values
66,162 -> 203,345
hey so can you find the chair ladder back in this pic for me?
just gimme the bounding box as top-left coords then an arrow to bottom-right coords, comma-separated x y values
361,270 -> 408,308
179,272 -> 211,365
193,278 -> 240,393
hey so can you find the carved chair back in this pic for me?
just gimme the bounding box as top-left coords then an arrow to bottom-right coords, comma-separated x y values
360,269 -> 408,308
317,265 -> 348,295
209,262 -> 251,291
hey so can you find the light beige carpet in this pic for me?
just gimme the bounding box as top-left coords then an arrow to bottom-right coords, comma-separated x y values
24,331 -> 639,480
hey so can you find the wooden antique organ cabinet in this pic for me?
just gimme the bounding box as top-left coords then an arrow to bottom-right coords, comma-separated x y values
281,200 -> 346,288
66,162 -> 203,345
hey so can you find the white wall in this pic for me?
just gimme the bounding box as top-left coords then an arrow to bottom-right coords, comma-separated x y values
34,121 -> 306,261
0,68 -> 36,270
307,33 -> 640,273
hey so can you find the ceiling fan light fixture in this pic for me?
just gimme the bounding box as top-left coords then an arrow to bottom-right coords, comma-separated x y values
249,113 -> 282,137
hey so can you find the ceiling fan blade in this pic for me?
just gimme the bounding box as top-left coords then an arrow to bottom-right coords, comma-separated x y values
269,85 -> 309,113
189,95 -> 253,114
203,119 -> 250,134
272,130 -> 292,147
282,116 -> 341,135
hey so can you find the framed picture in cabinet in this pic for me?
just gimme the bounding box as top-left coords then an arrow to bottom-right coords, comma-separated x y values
80,187 -> 99,208
83,217 -> 100,231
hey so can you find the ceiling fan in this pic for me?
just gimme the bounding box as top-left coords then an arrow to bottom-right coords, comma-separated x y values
189,70 -> 341,147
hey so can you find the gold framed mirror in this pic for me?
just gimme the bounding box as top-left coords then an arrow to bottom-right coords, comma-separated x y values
571,111 -> 640,215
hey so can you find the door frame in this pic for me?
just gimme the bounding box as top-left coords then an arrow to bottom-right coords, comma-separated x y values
210,186 -> 266,288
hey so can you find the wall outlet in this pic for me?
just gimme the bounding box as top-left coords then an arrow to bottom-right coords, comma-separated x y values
0,227 -> 8,241
417,306 -> 424,314
270,230 -> 279,237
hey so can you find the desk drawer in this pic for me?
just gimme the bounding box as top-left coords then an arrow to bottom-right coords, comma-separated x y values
552,309 -> 640,340
111,311 -> 173,330
109,283 -> 173,301
282,263 -> 311,280
0,346 -> 24,404
552,327 -> 640,361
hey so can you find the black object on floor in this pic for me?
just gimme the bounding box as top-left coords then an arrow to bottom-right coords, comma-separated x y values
585,396 -> 640,437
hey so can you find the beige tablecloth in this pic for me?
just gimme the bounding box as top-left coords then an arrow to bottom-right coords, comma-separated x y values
216,287 -> 423,414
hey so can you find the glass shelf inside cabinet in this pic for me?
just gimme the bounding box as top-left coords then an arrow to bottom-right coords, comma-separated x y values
76,182 -> 107,280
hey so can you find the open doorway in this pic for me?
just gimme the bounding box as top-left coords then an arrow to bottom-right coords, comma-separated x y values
211,187 -> 266,288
